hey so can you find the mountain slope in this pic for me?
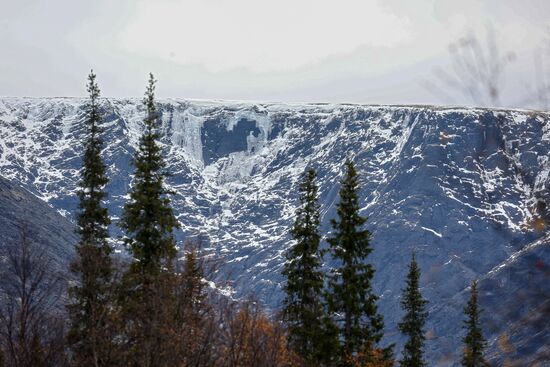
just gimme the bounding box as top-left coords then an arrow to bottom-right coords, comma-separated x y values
0,175 -> 76,268
0,97 -> 548,365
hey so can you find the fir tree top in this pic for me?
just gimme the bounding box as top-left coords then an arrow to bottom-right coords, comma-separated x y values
461,280 -> 489,367
77,70 -> 110,248
287,168 -> 322,265
327,159 -> 387,358
282,168 -> 330,363
121,73 -> 179,274
329,159 -> 371,261
398,253 -> 428,367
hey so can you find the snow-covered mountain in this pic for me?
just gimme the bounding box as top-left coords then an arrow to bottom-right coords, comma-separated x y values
0,97 -> 548,365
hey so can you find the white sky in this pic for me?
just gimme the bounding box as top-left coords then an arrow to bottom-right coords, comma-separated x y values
1,0 -> 549,108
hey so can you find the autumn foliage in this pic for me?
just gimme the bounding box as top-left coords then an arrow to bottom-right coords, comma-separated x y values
344,344 -> 394,367
218,302 -> 302,367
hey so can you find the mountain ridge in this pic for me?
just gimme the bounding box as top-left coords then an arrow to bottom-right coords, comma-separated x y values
3,95 -> 548,113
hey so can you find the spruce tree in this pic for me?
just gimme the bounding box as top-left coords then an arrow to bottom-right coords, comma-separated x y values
326,159 -> 390,364
67,70 -> 116,367
398,253 -> 428,367
119,73 -> 179,366
461,280 -> 489,367
121,73 -> 178,273
282,168 -> 337,365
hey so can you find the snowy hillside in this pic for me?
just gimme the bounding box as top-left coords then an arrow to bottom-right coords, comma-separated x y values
0,97 -> 548,365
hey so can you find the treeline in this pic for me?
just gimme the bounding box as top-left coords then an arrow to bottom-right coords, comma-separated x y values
0,71 -> 490,367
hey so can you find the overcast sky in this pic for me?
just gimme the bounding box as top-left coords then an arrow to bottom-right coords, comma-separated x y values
1,0 -> 549,108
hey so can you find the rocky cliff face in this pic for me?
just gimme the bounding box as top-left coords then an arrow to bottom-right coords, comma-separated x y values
0,97 -> 548,365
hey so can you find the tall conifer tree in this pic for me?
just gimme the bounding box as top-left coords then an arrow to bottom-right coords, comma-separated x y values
461,281 -> 489,367
121,73 -> 178,273
119,73 -> 179,367
282,168 -> 336,365
67,70 -> 116,367
398,253 -> 428,367
326,159 -> 390,364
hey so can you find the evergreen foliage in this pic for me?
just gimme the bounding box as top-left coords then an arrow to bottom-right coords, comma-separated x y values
398,253 -> 428,367
282,168 -> 337,365
461,281 -> 489,367
118,73 -> 180,367
326,159 -> 390,364
67,70 -> 116,366
120,73 -> 178,273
